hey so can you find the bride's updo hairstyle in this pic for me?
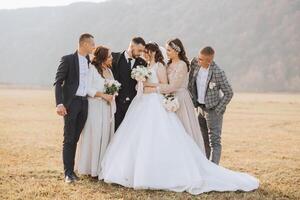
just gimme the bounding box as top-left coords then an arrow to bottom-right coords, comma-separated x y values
91,45 -> 109,78
167,38 -> 190,71
145,42 -> 165,65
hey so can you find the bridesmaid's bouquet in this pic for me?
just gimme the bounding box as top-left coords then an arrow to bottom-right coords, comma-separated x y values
131,65 -> 152,82
162,94 -> 180,112
104,80 -> 121,122
104,80 -> 121,96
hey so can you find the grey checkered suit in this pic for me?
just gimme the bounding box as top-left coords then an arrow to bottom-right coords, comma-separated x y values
188,57 -> 233,164
188,58 -> 233,115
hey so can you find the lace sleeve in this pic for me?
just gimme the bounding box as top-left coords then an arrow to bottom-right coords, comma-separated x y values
159,62 -> 188,94
157,63 -> 168,84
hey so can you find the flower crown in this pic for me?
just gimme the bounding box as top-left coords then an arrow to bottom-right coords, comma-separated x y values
169,42 -> 181,52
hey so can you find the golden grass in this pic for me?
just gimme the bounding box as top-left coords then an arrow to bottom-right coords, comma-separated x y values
0,88 -> 299,200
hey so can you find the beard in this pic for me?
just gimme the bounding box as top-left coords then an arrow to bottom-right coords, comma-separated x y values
131,49 -> 140,59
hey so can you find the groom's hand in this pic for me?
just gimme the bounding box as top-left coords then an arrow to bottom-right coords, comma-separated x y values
56,104 -> 67,116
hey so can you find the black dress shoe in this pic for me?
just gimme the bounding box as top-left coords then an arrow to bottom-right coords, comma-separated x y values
91,176 -> 98,180
71,172 -> 80,181
65,175 -> 75,183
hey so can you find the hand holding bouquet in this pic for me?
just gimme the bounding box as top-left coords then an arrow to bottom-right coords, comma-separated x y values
162,94 -> 180,112
131,66 -> 152,82
104,80 -> 121,120
104,80 -> 121,96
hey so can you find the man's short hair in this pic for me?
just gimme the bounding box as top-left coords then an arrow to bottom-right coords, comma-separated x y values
132,37 -> 146,46
79,33 -> 94,44
200,46 -> 215,55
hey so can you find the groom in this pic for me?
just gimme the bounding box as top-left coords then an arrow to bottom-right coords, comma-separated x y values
111,37 -> 147,131
54,33 -> 95,183
188,46 -> 233,165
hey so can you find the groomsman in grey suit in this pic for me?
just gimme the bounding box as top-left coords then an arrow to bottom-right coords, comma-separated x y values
188,46 -> 233,165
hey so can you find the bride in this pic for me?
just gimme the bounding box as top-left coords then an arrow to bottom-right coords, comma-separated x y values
99,42 -> 259,195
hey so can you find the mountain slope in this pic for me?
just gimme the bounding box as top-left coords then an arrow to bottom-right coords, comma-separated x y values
0,0 -> 299,92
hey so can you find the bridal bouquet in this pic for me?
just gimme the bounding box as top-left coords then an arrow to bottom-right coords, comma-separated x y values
104,80 -> 121,95
131,65 -> 152,82
162,94 -> 180,112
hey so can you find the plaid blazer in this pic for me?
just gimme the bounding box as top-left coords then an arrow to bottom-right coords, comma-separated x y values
188,58 -> 233,115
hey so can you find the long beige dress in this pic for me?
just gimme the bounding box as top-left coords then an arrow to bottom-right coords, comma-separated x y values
75,66 -> 115,177
159,60 -> 205,153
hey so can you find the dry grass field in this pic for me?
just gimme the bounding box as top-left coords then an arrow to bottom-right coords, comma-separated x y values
0,88 -> 299,200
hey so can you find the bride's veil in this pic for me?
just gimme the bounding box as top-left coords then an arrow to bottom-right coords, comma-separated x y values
159,46 -> 168,65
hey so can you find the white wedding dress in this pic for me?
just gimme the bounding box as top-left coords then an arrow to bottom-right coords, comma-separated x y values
99,63 -> 259,195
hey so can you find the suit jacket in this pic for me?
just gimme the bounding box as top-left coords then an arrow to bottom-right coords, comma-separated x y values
111,51 -> 147,104
54,51 -> 90,108
188,58 -> 233,115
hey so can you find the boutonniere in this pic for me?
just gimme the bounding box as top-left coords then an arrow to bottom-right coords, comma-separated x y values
209,82 -> 216,89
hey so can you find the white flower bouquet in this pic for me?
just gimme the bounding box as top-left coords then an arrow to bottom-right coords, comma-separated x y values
104,80 -> 121,95
131,65 -> 152,82
162,94 -> 180,112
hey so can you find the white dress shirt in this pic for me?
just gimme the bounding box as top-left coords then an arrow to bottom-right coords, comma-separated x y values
75,53 -> 89,97
124,51 -> 135,69
196,66 -> 209,104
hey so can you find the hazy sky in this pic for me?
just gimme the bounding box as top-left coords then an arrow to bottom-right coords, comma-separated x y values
0,0 -> 106,9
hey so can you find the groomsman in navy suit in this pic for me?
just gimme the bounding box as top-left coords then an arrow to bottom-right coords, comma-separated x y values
54,33 -> 95,183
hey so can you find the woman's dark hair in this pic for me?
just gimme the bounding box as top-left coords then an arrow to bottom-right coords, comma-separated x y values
145,42 -> 165,65
167,38 -> 190,71
91,45 -> 109,78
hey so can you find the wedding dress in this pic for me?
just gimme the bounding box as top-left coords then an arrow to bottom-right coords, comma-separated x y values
99,63 -> 259,195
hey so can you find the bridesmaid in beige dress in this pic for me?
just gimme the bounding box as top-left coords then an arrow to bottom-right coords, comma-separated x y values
75,46 -> 115,177
144,39 -> 205,153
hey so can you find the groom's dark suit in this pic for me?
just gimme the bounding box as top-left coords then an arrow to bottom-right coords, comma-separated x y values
54,51 -> 90,176
111,51 -> 147,131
